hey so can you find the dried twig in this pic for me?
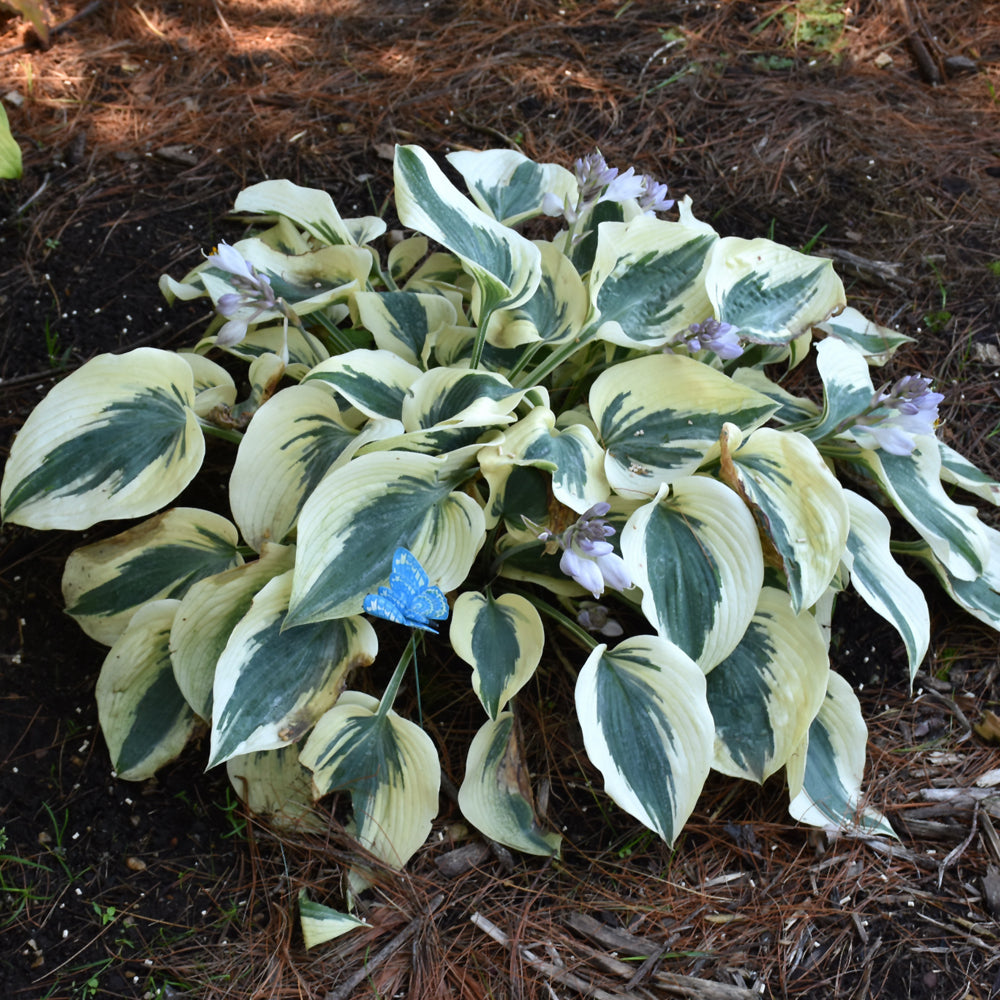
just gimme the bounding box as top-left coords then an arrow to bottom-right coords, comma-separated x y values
324,894 -> 445,1000
473,910 -> 757,1000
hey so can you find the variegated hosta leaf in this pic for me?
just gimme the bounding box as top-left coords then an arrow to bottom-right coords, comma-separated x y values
517,408 -> 609,512
1,348 -> 204,530
216,321 -> 332,374
788,328 -> 812,369
704,237 -> 845,345
95,601 -> 199,781
908,527 -> 1000,631
402,250 -> 467,295
575,636 -> 715,843
731,368 -> 821,426
590,353 -> 778,498
227,744 -> 323,832
178,352 -> 237,417
353,290 -> 457,368
401,367 -> 524,431
451,592 -> 544,719
394,144 -> 542,322
62,507 -> 242,646
287,451 -> 485,626
804,336 -> 878,444
589,215 -> 717,348
707,588 -> 829,783
477,444 -> 553,531
304,349 -> 423,421
229,383 -> 374,550
428,324 -> 522,376
447,148 -> 576,226
209,572 -> 378,767
300,691 -> 440,886
850,438 -> 988,582
841,491 -> 929,681
479,406 -> 609,523
787,670 -> 894,836
352,368 -> 524,456
458,713 -> 561,856
622,477 -> 764,670
299,890 -> 367,949
721,426 -> 850,612
171,542 -> 296,719
195,351 -> 286,433
0,102 -> 22,178
815,305 -> 915,366
938,440 -> 1000,507
486,241 -> 590,349
387,235 -> 429,286
234,178 -> 386,247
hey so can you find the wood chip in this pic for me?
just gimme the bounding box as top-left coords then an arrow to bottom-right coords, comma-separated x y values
155,145 -> 199,166
433,841 -> 489,878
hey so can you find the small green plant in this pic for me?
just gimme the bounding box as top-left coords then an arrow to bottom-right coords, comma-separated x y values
752,54 -> 795,73
0,849 -> 54,928
91,901 -> 117,926
4,144 -> 1000,914
219,788 -> 248,840
923,309 -> 952,334
42,315 -> 67,366
923,257 -> 953,333
987,260 -> 1000,277
781,0 -> 847,54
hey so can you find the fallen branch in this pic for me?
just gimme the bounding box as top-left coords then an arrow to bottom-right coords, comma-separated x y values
471,910 -> 756,1000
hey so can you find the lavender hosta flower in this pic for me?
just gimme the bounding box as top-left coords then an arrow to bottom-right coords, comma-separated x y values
574,151 -> 619,199
206,241 -> 282,346
211,240 -> 259,282
850,374 -> 944,455
538,502 -> 632,599
577,601 -> 624,638
546,152 -> 674,225
637,176 -> 674,215
684,318 -> 744,360
601,165 -> 645,204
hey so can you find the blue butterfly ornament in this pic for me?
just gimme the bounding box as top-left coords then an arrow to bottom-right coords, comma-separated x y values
363,548 -> 449,633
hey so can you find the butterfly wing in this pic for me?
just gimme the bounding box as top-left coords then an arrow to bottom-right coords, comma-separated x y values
407,586 -> 449,626
365,548 -> 448,632
363,587 -> 409,626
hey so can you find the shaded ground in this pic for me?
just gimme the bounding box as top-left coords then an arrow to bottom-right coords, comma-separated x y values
1,1 -> 1000,997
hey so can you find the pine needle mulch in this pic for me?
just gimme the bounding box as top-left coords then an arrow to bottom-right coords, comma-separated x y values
2,2 -> 1000,998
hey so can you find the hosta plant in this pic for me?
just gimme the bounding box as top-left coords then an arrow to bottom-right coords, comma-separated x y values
5,145 -> 999,889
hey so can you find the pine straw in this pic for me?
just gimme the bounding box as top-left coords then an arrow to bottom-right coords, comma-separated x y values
161,655 -> 1000,1000
3,2 -> 1000,998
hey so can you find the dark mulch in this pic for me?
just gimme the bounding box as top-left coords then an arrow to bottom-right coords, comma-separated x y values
2,2 -> 1000,998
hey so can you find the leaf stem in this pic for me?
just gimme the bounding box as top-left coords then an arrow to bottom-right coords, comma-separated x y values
513,322 -> 600,388
311,309 -> 364,355
197,420 -> 243,443
377,636 -> 416,718
508,586 -> 597,651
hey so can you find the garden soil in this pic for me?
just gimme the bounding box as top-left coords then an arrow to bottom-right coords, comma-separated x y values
1,2 -> 1000,998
